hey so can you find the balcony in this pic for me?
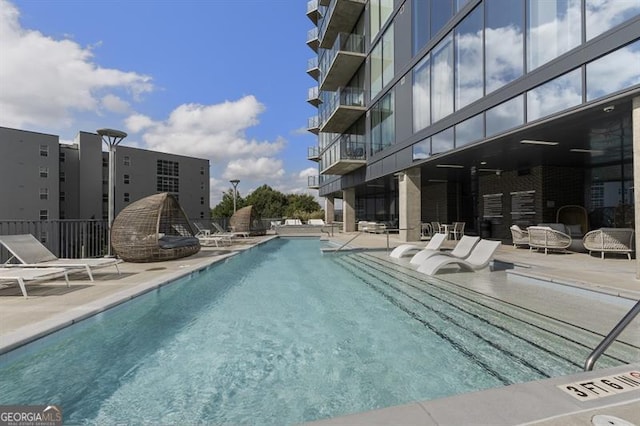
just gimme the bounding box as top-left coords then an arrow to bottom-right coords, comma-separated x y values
307,86 -> 322,107
306,27 -> 319,52
307,115 -> 320,134
320,136 -> 366,175
308,175 -> 320,189
320,87 -> 366,134
319,32 -> 365,92
308,146 -> 320,161
307,57 -> 320,81
319,0 -> 366,49
306,0 -> 321,25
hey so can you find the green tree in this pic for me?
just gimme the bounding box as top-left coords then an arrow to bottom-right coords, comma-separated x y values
244,185 -> 288,218
284,193 -> 322,218
211,189 -> 245,218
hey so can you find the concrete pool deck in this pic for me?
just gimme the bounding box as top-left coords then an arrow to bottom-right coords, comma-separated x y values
0,231 -> 638,425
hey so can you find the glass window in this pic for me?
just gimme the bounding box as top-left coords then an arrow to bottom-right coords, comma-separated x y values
371,91 -> 395,154
486,95 -> 524,137
455,4 -> 483,110
485,0 -> 523,94
527,0 -> 582,72
371,41 -> 383,98
39,188 -> 48,200
456,0 -> 470,11
123,156 -> 131,166
39,145 -> 48,157
527,68 -> 582,122
59,172 -> 65,182
431,33 -> 454,122
455,114 -> 484,147
124,174 -> 130,184
586,0 -> 640,41
412,55 -> 431,132
370,0 -> 393,41
370,25 -> 394,99
382,24 -> 394,88
60,192 -> 65,202
412,137 -> 431,160
124,193 -> 130,203
431,0 -> 453,37
39,210 -> 48,220
59,152 -> 65,162
431,127 -> 454,155
413,0 -> 430,55
39,167 -> 48,178
586,40 -> 640,102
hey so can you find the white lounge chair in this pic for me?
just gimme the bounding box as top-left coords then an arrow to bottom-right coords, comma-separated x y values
416,239 -> 502,276
212,222 -> 248,238
410,235 -> 479,265
284,219 -> 303,226
0,234 -> 121,281
389,233 -> 446,259
0,267 -> 69,298
308,219 -> 326,226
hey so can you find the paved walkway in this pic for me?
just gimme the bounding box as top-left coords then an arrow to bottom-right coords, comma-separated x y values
1,231 -> 638,425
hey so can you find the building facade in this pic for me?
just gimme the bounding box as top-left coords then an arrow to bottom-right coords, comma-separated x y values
306,0 -> 639,247
0,127 -> 210,221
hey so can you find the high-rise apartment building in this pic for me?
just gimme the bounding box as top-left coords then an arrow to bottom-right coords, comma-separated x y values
0,127 -> 210,221
306,0 -> 639,242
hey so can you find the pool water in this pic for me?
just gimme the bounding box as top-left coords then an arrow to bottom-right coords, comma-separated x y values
0,238 -> 636,424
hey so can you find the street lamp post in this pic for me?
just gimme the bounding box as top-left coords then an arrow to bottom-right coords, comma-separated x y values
97,128 -> 127,257
229,179 -> 240,213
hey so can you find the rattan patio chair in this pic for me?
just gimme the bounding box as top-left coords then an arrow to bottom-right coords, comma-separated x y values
510,225 -> 529,248
229,205 -> 266,236
583,228 -> 634,260
111,193 -> 200,262
527,226 -> 571,255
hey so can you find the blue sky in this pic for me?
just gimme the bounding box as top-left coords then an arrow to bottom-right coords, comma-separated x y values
0,0 -> 318,206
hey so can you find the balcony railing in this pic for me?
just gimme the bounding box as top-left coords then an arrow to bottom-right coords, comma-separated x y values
307,86 -> 321,107
0,220 -> 109,261
307,57 -> 320,80
319,86 -> 366,133
306,27 -> 319,52
308,146 -> 320,161
319,32 -> 365,91
308,175 -> 320,189
307,115 -> 320,134
320,136 -> 366,175
319,0 -> 366,49
306,0 -> 321,24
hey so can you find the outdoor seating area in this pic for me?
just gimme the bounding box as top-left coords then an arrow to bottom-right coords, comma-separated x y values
526,226 -> 572,254
111,193 -> 200,262
358,221 -> 386,233
583,228 -> 635,260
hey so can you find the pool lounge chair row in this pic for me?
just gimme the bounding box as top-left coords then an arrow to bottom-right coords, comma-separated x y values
390,235 -> 501,276
0,234 -> 121,298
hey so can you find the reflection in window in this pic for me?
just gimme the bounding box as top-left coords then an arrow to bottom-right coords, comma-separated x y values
586,40 -> 640,102
371,91 -> 395,154
455,4 -> 483,110
412,55 -> 430,132
431,34 -> 454,122
486,95 -> 524,137
431,127 -> 454,155
431,0 -> 453,38
486,0 -> 523,94
586,0 -> 640,41
370,0 -> 394,42
455,114 -> 484,147
412,138 -> 431,160
527,0 -> 581,71
370,25 -> 395,99
413,0 -> 430,55
456,0 -> 470,11
528,68 -> 581,122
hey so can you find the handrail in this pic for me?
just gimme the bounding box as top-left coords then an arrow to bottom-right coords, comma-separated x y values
584,298 -> 640,371
332,232 -> 363,253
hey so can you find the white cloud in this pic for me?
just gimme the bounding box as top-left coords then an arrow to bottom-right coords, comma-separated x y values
0,0 -> 153,130
132,97 -> 286,161
101,94 -> 130,114
298,167 -> 317,179
223,157 -> 285,180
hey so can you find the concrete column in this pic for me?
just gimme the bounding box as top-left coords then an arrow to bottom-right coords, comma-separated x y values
399,167 -> 421,242
324,195 -> 335,224
343,188 -> 356,232
633,96 -> 640,279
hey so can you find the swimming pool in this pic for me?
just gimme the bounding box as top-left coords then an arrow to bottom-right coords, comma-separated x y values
0,238 -> 636,424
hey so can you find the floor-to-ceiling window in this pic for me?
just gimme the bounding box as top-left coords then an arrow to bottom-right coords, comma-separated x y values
412,55 -> 431,132
370,24 -> 395,99
485,0 -> 523,94
371,90 -> 395,154
455,3 -> 483,110
431,33 -> 454,122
